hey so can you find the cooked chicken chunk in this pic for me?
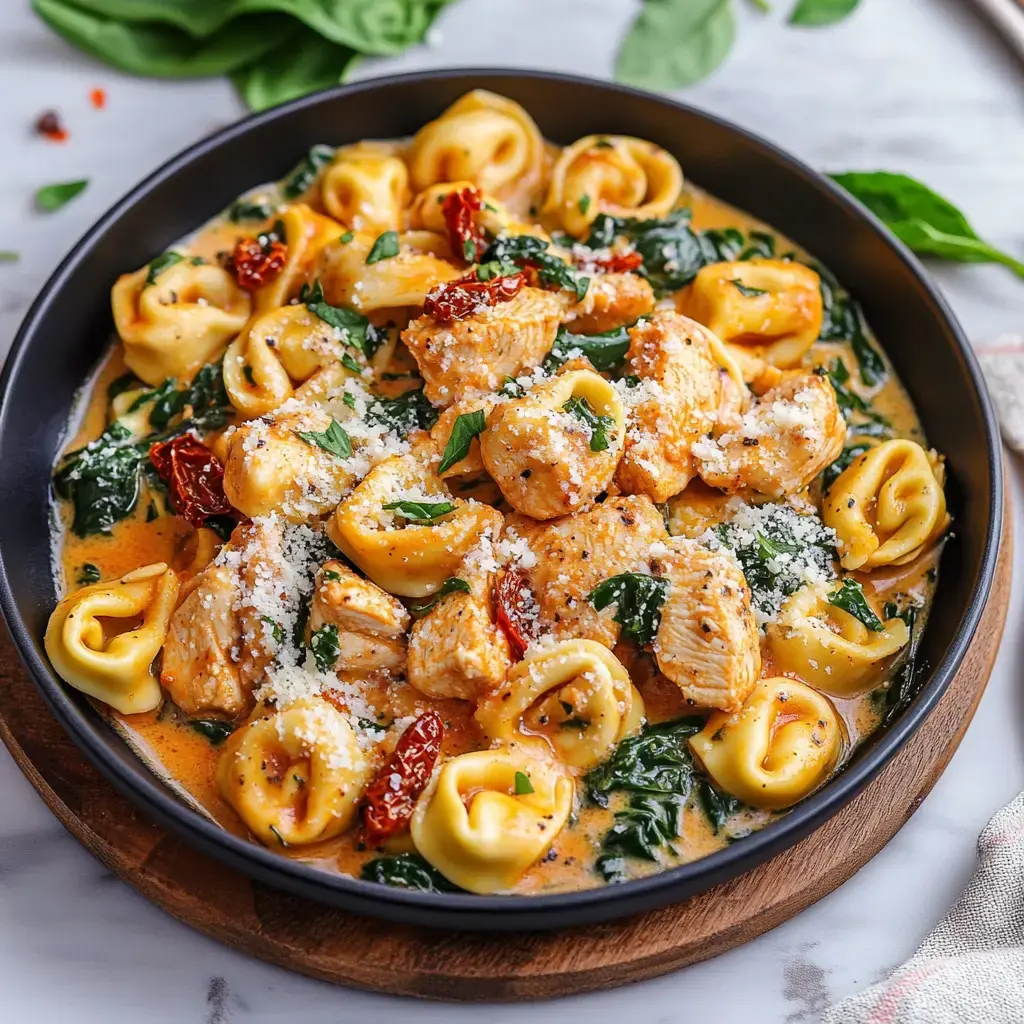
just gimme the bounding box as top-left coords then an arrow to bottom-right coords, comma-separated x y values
402,286 -> 562,405
615,312 -> 728,503
161,520 -> 283,717
522,495 -> 670,647
562,272 -> 655,335
652,537 -> 760,711
307,560 -> 410,675
696,373 -> 845,497
407,568 -> 512,700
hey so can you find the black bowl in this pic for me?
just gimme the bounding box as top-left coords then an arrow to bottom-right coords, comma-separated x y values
0,70 -> 1001,931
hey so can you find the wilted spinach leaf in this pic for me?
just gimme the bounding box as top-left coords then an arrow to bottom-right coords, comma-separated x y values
360,853 -> 460,892
543,324 -> 631,374
366,387 -> 439,436
588,572 -> 670,647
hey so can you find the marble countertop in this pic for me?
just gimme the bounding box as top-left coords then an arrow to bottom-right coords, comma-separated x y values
1,1 -> 1023,1020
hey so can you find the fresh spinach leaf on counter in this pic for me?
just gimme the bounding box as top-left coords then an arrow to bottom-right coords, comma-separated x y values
829,578 -> 885,631
190,718 -> 237,746
588,572 -> 670,647
543,324 -> 631,375
361,853 -> 460,893
789,0 -> 862,26
366,387 -> 439,437
831,171 -> 1024,280
437,410 -> 487,474
35,178 -> 89,212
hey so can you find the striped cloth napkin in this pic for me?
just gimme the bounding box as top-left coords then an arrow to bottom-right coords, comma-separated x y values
823,337 -> 1024,1021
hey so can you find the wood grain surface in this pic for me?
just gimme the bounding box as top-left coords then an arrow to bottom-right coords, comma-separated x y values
0,515 -> 1011,1001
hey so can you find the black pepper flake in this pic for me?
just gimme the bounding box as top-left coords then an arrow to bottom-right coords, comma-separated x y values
742,437 -> 759,447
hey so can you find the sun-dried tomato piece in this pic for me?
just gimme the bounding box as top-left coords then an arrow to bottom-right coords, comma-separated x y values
231,235 -> 287,291
361,710 -> 444,844
580,249 -> 644,274
495,567 -> 537,661
423,272 -> 525,325
149,433 -> 235,529
442,186 -> 485,264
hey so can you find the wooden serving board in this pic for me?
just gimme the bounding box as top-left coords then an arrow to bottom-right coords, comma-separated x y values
0,512 -> 1011,1001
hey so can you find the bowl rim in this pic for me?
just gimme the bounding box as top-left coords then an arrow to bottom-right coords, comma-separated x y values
0,67 -> 1003,924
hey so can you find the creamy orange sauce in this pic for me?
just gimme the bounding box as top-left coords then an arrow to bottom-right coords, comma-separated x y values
53,171 -> 940,895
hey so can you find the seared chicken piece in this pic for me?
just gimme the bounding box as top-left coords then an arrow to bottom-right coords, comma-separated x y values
523,495 -> 670,647
307,560 -> 409,674
402,286 -> 562,406
407,568 -> 512,700
653,537 -> 760,711
562,272 -> 655,335
161,519 -> 284,717
696,373 -> 845,497
615,312 -> 728,503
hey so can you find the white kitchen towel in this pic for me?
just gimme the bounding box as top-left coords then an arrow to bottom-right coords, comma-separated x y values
822,793 -> 1024,1022
976,333 -> 1024,453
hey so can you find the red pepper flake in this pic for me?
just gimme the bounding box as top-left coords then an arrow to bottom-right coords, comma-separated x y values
149,433 -> 235,529
89,88 -> 107,110
35,110 -> 68,143
441,186 -> 485,264
361,711 -> 444,844
580,249 -> 644,274
423,272 -> 524,325
495,567 -> 537,661
231,235 -> 287,291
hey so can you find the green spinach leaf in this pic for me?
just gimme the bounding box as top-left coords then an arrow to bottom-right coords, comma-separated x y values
543,324 -> 631,374
408,576 -> 471,618
309,623 -> 340,673
562,395 -> 615,452
190,718 -> 237,745
366,230 -> 400,264
588,572 -> 670,647
144,250 -> 184,287
366,387 -> 439,437
360,853 -> 460,892
281,143 -> 336,199
829,578 -> 884,631
480,234 -> 589,300
294,419 -> 352,459
382,499 -> 456,523
695,776 -> 744,833
789,0 -> 861,25
35,179 -> 88,212
437,410 -> 487,474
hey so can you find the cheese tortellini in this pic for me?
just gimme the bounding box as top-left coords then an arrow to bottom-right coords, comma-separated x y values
476,640 -> 644,769
411,747 -> 574,893
321,149 -> 409,233
690,678 -> 843,809
328,448 -> 503,597
112,259 -> 250,385
545,135 -> 684,237
480,369 -> 626,519
216,698 -> 369,846
767,583 -> 910,697
44,563 -> 180,714
823,438 -> 948,570
408,90 -> 544,211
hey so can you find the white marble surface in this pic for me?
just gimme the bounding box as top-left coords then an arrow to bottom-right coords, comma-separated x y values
1,1 -> 1023,1020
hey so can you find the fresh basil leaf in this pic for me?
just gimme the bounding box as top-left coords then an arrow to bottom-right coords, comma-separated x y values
309,623 -> 340,673
360,854 -> 460,892
730,278 -> 768,297
831,171 -> 1024,279
281,143 -> 336,199
382,499 -> 456,523
562,395 -> 615,452
616,0 -> 735,91
789,0 -> 862,26
76,562 -> 101,585
366,388 -> 439,437
228,198 -> 273,223
299,278 -> 376,354
366,230 -> 400,264
144,250 -> 184,287
35,178 -> 88,212
588,572 -> 670,647
514,771 -> 534,795
408,576 -> 471,618
190,718 -> 236,746
829,578 -> 885,631
295,419 -> 352,459
437,409 -> 487,473
544,324 -> 631,374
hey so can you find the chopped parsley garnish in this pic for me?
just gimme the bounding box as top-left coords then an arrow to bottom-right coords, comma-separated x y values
578,194 -> 592,215
588,572 -> 670,647
338,230 -> 355,244
321,569 -> 343,582
294,419 -> 352,459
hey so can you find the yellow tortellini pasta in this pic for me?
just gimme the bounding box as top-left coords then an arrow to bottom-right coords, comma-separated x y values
545,134 -> 684,237
320,149 -> 409,233
223,304 -> 344,417
767,583 -> 910,696
407,90 -> 544,210
690,678 -> 843,809
112,259 -> 251,386
216,698 -> 369,846
480,369 -> 626,520
314,229 -> 459,313
678,259 -> 824,375
44,563 -> 180,715
252,203 -> 344,314
328,448 -> 504,597
823,438 -> 948,571
475,640 -> 644,770
411,747 -> 574,893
